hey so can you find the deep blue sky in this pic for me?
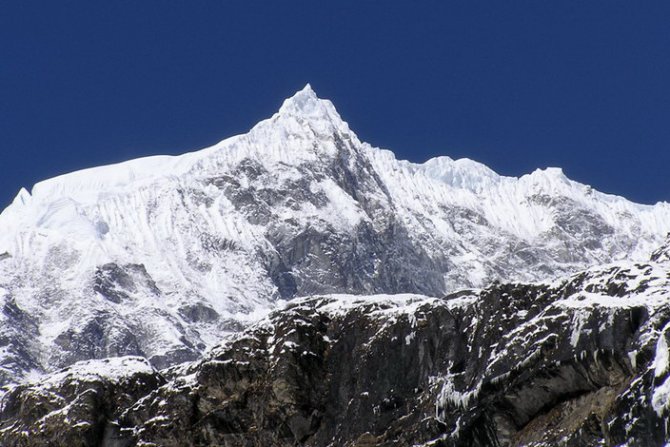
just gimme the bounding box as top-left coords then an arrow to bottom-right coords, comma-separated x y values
2,2 -> 669,208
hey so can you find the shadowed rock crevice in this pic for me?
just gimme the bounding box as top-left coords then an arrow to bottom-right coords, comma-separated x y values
467,351 -> 636,446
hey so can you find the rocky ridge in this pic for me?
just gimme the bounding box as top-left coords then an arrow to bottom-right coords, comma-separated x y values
2,237 -> 670,446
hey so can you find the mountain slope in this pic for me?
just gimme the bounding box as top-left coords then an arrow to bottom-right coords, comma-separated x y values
0,85 -> 669,388
3,239 -> 670,446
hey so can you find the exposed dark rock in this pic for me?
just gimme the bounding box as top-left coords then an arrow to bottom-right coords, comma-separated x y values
651,234 -> 670,263
93,263 -> 161,304
0,297 -> 41,389
3,259 -> 670,446
178,302 -> 220,324
0,357 -> 163,447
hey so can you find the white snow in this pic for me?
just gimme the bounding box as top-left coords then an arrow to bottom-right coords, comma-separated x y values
655,331 -> 670,378
27,356 -> 155,390
653,376 -> 670,416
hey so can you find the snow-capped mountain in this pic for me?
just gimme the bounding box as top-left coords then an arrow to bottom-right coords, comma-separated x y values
1,85 -> 669,389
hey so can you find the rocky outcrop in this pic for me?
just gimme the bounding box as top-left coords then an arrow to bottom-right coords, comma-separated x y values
3,256 -> 670,446
0,357 -> 163,446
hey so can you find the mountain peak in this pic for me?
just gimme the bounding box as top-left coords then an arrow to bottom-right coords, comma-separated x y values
278,83 -> 322,114
277,84 -> 345,129
297,82 -> 317,98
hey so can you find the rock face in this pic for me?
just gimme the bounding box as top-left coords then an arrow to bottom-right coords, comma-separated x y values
651,234 -> 670,263
0,85 -> 669,387
0,357 -> 162,446
3,249 -> 670,446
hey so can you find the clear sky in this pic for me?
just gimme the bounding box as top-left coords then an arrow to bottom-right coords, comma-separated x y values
2,1 -> 669,208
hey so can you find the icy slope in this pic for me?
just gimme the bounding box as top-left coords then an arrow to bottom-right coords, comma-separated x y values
0,84 -> 669,388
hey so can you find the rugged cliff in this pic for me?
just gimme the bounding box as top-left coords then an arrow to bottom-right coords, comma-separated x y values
3,242 -> 670,446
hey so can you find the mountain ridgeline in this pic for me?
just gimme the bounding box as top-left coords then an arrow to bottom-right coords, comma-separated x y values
3,243 -> 670,446
1,86 -> 670,446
